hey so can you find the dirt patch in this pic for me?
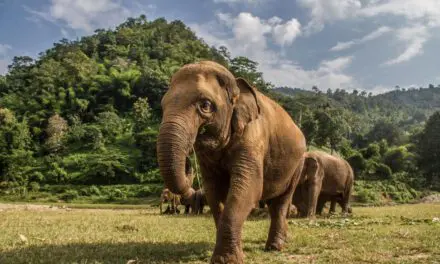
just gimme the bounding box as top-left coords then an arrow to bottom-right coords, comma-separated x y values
419,194 -> 440,203
0,203 -> 65,212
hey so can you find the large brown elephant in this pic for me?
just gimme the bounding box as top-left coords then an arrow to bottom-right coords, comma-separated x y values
156,61 -> 306,263
293,151 -> 354,218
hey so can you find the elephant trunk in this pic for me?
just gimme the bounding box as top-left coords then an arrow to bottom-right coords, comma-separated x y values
157,119 -> 195,200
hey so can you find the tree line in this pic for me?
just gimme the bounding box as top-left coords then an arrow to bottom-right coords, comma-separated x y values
0,15 -> 439,197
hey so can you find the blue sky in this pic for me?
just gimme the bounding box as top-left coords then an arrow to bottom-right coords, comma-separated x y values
1,0 -> 440,94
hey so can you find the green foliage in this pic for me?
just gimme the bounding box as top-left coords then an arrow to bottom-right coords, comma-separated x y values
374,163 -> 393,180
356,189 -> 380,204
347,153 -> 367,176
415,111 -> 440,188
60,189 -> 79,202
354,180 -> 420,204
28,181 -> 40,192
0,14 -> 439,200
133,97 -> 152,133
361,143 -> 381,160
366,121 -> 404,146
383,146 -> 416,173
0,108 -> 35,183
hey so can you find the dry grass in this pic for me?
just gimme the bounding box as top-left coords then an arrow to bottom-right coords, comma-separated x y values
0,203 -> 439,264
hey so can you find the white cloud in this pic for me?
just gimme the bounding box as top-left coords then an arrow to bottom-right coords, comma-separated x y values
360,0 -> 440,27
24,0 -> 155,33
60,28 -> 70,38
369,85 -> 395,95
213,0 -> 259,2
298,0 -> 362,34
330,26 -> 392,51
191,12 -> 357,90
272,18 -> 301,46
0,44 -> 12,56
383,25 -> 429,65
311,1 -> 440,65
0,59 -> 9,75
260,56 -> 356,90
215,12 -> 301,50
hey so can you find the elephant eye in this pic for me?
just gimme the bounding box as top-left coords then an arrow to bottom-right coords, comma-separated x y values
199,100 -> 214,114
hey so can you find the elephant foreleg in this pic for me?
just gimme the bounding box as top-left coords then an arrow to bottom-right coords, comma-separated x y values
306,179 -> 322,219
211,160 -> 262,264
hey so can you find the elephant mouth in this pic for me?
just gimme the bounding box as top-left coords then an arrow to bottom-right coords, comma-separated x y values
195,124 -> 224,151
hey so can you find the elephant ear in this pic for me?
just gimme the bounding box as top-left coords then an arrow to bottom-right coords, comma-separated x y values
302,156 -> 319,182
231,77 -> 261,137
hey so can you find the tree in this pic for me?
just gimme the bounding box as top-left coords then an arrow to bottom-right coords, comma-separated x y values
229,56 -> 271,93
415,111 -> 440,186
366,120 -> 404,146
44,114 -> 68,153
133,97 -> 152,133
0,108 -> 34,182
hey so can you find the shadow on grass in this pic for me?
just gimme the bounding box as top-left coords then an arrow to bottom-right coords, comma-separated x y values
0,241 -> 212,264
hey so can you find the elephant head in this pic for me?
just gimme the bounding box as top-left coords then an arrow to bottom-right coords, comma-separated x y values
156,61 -> 260,201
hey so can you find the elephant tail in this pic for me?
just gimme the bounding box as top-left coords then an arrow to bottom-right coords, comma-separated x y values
343,163 -> 355,203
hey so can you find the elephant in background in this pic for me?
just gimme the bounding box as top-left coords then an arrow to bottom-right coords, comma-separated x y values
194,188 -> 208,214
293,151 -> 354,218
160,188 -> 184,214
160,157 -> 195,215
156,61 -> 306,263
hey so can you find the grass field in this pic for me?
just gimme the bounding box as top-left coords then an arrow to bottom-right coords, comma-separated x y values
1,203 -> 439,264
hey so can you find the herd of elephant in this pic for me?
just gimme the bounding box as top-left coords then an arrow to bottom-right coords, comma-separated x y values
160,150 -> 354,218
156,60 -> 355,263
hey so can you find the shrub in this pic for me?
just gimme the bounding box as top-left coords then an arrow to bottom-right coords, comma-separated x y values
83,125 -> 105,150
89,185 -> 101,196
134,129 -> 158,172
347,153 -> 367,176
29,171 -> 44,182
107,188 -> 127,201
136,186 -> 152,197
95,112 -> 123,142
375,163 -> 392,180
357,189 -> 380,203
28,181 -> 40,192
59,189 -> 79,202
361,143 -> 381,160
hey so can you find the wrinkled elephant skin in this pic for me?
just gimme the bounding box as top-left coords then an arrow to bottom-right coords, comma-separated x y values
156,61 -> 306,263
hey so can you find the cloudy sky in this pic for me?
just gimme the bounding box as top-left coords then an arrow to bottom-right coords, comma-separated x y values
1,0 -> 440,94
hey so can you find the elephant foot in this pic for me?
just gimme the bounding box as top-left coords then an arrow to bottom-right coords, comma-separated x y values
210,251 -> 244,264
265,233 -> 287,251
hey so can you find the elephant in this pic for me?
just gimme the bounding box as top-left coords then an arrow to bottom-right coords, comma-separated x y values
160,157 -> 195,215
194,188 -> 208,214
159,188 -> 183,214
156,60 -> 306,263
292,151 -> 354,218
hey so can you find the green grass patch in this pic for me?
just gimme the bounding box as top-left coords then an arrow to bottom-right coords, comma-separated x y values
0,203 -> 439,263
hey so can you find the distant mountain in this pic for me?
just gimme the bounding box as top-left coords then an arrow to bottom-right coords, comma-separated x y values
273,85 -> 440,111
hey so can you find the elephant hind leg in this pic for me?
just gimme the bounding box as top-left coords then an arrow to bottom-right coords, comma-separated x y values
265,164 -> 303,251
316,197 -> 326,216
265,193 -> 293,251
339,195 -> 351,216
329,198 -> 337,214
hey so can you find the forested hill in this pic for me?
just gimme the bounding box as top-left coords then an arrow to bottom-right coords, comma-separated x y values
0,15 -> 439,199
274,85 -> 440,115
